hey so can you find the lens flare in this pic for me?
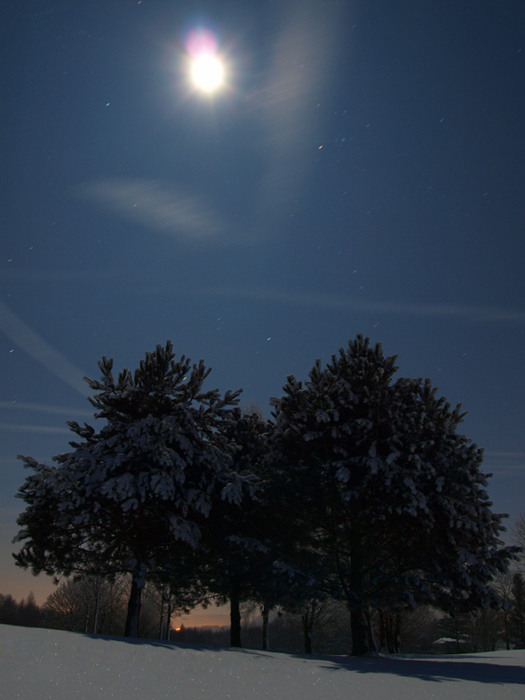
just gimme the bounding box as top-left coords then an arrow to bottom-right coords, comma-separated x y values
185,27 -> 225,94
186,28 -> 217,57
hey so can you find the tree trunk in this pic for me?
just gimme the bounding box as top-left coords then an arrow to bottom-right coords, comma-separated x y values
261,604 -> 270,650
158,595 -> 165,640
377,609 -> 386,652
165,599 -> 173,641
125,571 -> 145,637
351,608 -> 372,655
230,583 -> 242,648
348,545 -> 376,655
302,613 -> 313,654
92,590 -> 100,635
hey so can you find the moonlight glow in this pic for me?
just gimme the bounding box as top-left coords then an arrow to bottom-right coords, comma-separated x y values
190,53 -> 224,92
185,27 -> 225,94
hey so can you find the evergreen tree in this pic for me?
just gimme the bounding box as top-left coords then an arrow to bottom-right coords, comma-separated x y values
271,335 -> 518,655
0,594 -> 19,626
13,341 -> 242,637
0,592 -> 43,628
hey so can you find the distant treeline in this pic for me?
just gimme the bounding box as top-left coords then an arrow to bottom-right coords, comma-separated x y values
0,592 -> 42,628
2,570 -> 525,654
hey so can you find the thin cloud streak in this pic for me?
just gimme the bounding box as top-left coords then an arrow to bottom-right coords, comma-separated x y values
0,301 -> 90,397
4,275 -> 522,324
79,178 -> 226,241
198,286 -> 525,323
252,1 -> 343,212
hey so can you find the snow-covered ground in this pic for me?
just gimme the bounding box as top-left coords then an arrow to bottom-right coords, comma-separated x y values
1,624 -> 523,700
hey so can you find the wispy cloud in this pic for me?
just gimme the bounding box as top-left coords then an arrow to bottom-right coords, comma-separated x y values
197,286 -> 525,324
79,178 -> 226,241
0,301 -> 90,397
251,1 -> 344,211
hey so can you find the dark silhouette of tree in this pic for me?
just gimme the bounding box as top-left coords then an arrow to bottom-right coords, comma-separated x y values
271,335 -> 519,655
13,341 -> 243,637
0,592 -> 42,627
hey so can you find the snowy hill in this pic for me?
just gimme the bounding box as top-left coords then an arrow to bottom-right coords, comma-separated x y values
1,624 -> 523,700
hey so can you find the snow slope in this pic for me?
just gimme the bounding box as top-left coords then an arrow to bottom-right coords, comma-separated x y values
1,624 -> 523,700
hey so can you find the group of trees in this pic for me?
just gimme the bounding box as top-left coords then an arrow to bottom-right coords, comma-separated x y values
3,570 -> 524,654
0,592 -> 42,628
12,337 -> 521,654
0,578 -> 184,639
174,578 -> 525,654
43,575 -> 128,635
435,570 -> 525,653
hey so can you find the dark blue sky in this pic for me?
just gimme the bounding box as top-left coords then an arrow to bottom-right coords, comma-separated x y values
1,0 -> 524,605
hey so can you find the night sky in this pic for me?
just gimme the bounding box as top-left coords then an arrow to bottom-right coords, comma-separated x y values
1,0 -> 524,615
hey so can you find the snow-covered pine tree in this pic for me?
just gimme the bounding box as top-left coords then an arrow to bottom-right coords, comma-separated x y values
14,341 -> 243,637
270,335 -> 519,655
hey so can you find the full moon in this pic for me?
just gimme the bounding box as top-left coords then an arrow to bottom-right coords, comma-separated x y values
190,54 -> 224,92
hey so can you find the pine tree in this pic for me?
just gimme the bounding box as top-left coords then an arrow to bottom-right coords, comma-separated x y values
13,341 -> 242,637
271,335 -> 519,655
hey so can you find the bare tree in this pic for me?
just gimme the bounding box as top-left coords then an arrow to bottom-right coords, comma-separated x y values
510,572 -> 525,648
140,583 -> 179,640
492,572 -> 515,650
513,514 -> 525,558
43,576 -> 127,634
